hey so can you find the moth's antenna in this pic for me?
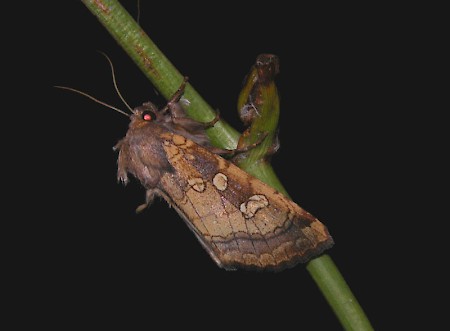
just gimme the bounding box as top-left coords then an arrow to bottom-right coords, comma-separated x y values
97,51 -> 134,114
54,86 -> 130,117
136,0 -> 141,25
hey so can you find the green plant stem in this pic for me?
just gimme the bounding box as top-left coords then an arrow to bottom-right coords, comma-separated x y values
81,0 -> 239,150
234,55 -> 373,331
308,255 -> 373,331
81,1 -> 373,330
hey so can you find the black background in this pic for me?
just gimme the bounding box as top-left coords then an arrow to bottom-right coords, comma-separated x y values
10,1 -> 440,329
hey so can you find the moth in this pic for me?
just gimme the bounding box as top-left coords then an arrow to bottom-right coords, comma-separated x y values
113,77 -> 334,271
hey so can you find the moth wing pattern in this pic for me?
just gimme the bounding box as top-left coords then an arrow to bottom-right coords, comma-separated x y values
157,132 -> 334,271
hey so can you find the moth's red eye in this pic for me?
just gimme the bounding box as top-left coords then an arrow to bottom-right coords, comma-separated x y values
142,110 -> 156,121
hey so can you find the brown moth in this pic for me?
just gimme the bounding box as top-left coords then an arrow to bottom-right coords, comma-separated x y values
113,77 -> 334,271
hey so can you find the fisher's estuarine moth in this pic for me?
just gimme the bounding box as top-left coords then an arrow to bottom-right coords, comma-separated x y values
114,78 -> 334,271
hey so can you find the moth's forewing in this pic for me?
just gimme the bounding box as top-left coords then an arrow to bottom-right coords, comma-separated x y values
157,132 -> 334,271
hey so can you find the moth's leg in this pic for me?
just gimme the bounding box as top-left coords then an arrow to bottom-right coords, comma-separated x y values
114,142 -> 130,185
210,132 -> 269,157
112,140 -> 122,151
161,75 -> 220,129
172,109 -> 220,129
265,133 -> 280,157
200,109 -> 220,129
169,76 -> 189,103
160,76 -> 189,115
235,132 -> 269,153
135,189 -> 157,213
134,164 -> 165,213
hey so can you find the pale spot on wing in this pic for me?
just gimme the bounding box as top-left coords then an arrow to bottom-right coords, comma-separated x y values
213,173 -> 228,191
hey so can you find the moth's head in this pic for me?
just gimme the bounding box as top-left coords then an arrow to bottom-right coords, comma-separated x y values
130,101 -> 162,126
